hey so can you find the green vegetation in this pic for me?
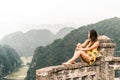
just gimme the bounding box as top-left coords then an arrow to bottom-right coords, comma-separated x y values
26,17 -> 120,80
0,45 -> 21,79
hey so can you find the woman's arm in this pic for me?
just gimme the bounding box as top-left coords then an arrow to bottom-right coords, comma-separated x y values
76,39 -> 90,50
81,41 -> 99,51
81,39 -> 90,48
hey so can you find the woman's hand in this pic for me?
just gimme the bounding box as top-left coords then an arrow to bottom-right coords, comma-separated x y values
77,43 -> 81,47
76,43 -> 82,51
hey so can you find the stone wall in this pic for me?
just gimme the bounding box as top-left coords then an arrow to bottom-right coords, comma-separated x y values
36,35 -> 119,80
36,62 -> 100,80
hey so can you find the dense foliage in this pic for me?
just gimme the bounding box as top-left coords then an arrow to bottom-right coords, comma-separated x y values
0,45 -> 21,79
26,17 -> 120,80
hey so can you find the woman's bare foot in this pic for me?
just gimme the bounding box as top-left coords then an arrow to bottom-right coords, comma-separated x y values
62,61 -> 76,65
73,61 -> 76,64
62,62 -> 72,65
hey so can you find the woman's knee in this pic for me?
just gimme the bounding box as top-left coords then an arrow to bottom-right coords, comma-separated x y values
79,50 -> 85,54
77,43 -> 81,46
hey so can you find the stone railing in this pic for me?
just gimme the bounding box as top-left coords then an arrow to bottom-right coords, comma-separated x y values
36,35 -> 118,80
36,62 -> 100,80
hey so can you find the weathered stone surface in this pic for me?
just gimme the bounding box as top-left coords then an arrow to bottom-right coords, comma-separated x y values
36,35 -> 120,80
98,35 -> 111,43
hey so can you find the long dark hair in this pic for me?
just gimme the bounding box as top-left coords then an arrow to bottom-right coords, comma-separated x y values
89,29 -> 98,42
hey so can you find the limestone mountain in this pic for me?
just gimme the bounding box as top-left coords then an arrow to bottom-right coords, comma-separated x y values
26,17 -> 120,80
55,27 -> 75,39
0,27 -> 75,56
0,30 -> 54,56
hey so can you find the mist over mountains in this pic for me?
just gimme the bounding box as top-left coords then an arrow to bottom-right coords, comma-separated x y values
0,27 -> 75,56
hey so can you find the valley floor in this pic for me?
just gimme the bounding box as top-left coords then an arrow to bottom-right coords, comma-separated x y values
4,66 -> 29,80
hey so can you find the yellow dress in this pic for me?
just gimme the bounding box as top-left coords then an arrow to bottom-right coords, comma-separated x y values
81,40 -> 100,65
86,48 -> 99,65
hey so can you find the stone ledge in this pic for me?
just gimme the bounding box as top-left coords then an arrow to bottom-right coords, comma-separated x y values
112,57 -> 120,61
99,43 -> 116,48
36,61 -> 100,76
105,57 -> 120,62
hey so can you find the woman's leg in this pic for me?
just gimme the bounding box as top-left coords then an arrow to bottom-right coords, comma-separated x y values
80,51 -> 90,63
63,50 -> 90,64
71,43 -> 82,63
63,50 -> 81,64
66,50 -> 81,64
74,43 -> 82,55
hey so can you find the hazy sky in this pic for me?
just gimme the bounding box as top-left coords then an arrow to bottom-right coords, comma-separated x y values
0,0 -> 120,39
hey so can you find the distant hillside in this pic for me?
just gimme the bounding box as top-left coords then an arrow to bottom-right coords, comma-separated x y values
0,27 -> 75,56
0,30 -> 54,56
26,17 -> 120,80
0,45 -> 21,79
55,27 -> 75,39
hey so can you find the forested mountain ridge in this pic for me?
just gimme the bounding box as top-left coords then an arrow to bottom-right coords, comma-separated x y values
26,17 -> 120,80
0,27 -> 75,56
0,45 -> 21,79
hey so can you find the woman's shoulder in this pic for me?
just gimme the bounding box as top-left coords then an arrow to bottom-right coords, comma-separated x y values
94,40 -> 99,45
86,39 -> 91,42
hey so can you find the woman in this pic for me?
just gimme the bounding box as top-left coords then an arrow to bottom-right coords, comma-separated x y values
63,29 -> 99,65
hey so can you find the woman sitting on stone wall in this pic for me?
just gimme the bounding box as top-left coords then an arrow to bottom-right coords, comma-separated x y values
63,29 -> 100,65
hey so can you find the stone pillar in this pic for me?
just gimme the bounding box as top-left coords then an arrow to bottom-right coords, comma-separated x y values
98,35 -> 116,80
